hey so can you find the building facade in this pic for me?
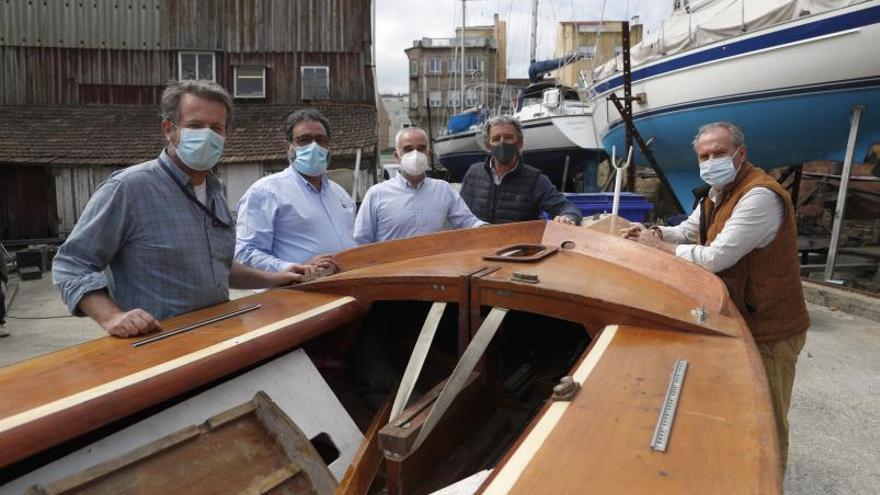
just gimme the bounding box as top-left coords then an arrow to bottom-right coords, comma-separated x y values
405,14 -> 508,139
553,19 -> 643,87
0,0 -> 377,239
378,94 -> 413,151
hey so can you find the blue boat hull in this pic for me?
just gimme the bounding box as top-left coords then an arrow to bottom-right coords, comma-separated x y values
602,84 -> 880,211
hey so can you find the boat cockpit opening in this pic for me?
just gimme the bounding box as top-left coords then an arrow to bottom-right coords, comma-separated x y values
305,300 -> 591,494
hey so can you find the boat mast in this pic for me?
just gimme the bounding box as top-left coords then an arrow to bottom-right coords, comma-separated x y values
460,0 -> 466,114
529,0 -> 539,62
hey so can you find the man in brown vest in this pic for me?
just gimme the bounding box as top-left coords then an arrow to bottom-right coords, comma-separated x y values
621,121 -> 810,469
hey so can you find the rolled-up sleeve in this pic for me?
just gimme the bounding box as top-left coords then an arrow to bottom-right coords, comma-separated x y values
445,185 -> 488,229
353,188 -> 378,245
234,187 -> 291,273
534,174 -> 582,224
52,179 -> 129,316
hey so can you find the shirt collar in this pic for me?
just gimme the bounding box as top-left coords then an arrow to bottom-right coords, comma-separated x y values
395,171 -> 425,190
290,165 -> 328,192
159,149 -> 193,185
489,157 -> 520,185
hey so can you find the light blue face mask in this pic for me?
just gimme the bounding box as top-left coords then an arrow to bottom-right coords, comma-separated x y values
699,148 -> 741,186
174,127 -> 225,172
292,141 -> 330,176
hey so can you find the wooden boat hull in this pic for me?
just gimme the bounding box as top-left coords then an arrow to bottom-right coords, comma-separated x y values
0,218 -> 781,494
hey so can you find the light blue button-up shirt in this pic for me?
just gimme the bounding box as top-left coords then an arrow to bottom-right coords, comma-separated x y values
235,166 -> 357,271
53,151 -> 235,320
354,174 -> 487,245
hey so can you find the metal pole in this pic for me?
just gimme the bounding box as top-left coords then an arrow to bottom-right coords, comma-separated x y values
529,0 -> 539,62
425,93 -> 436,171
824,105 -> 864,282
621,21 -> 635,191
461,0 -> 466,114
561,156 -> 570,192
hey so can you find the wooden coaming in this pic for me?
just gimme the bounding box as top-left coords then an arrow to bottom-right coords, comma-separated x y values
479,325 -> 780,494
0,290 -> 361,469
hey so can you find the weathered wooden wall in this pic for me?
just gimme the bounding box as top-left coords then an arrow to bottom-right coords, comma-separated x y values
0,0 -> 374,105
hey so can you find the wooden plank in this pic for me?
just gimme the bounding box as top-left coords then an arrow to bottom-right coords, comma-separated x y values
27,392 -> 335,495
335,395 -> 393,495
0,291 -> 362,469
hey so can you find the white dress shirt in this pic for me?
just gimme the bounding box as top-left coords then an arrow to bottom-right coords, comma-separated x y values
658,187 -> 784,273
354,174 -> 487,245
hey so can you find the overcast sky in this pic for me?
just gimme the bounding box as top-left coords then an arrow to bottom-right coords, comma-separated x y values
375,0 -> 673,94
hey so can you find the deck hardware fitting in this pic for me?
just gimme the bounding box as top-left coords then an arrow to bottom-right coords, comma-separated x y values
511,272 -> 540,284
650,358 -> 689,452
551,376 -> 580,401
131,304 -> 262,348
690,307 -> 707,323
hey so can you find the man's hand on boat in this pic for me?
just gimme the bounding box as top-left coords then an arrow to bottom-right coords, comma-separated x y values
306,254 -> 340,274
620,222 -> 677,254
553,215 -> 578,226
77,291 -> 163,337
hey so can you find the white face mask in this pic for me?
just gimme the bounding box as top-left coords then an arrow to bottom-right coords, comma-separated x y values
699,148 -> 741,187
399,150 -> 429,176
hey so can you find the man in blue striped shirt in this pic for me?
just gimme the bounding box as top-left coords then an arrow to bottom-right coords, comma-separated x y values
354,127 -> 486,244
53,81 -> 311,338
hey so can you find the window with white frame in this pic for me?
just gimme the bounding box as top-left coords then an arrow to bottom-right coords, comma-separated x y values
428,58 -> 442,74
466,56 -> 481,73
234,66 -> 266,98
465,89 -> 478,107
178,52 -> 215,81
410,59 -> 418,76
302,66 -> 330,100
447,90 -> 460,107
429,91 -> 443,107
577,44 -> 596,58
448,58 -> 459,74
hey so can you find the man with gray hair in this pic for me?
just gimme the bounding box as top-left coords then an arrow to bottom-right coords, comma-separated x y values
459,115 -> 581,225
621,121 -> 809,470
235,108 -> 356,273
53,80 -> 312,337
353,126 -> 486,244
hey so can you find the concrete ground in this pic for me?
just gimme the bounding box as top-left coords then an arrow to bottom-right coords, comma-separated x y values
1,274 -> 878,493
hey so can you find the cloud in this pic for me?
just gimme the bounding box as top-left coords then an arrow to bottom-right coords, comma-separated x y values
376,0 -> 671,94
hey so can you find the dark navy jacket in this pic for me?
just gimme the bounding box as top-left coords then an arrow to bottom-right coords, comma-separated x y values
459,158 -> 582,225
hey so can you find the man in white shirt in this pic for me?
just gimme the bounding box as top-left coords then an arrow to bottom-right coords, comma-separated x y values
621,121 -> 810,471
354,127 -> 486,244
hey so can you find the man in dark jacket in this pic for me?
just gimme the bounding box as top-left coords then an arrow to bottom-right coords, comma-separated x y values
459,116 -> 582,225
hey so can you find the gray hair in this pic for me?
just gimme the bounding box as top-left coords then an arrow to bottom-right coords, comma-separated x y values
160,80 -> 233,129
483,115 -> 524,145
285,108 -> 331,143
394,126 -> 429,150
692,121 -> 745,151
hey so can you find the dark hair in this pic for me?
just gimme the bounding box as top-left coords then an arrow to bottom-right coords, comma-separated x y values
160,80 -> 234,128
284,108 -> 331,143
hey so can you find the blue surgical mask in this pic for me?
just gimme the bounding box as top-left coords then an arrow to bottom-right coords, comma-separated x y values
699,148 -> 741,187
174,127 -> 225,171
292,141 -> 330,176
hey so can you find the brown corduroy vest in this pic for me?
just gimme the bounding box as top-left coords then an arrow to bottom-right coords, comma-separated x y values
700,162 -> 810,342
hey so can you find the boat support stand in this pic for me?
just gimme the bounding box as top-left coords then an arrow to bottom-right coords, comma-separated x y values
824,105 -> 865,283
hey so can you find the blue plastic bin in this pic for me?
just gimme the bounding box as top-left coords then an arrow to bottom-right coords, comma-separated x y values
542,192 -> 653,222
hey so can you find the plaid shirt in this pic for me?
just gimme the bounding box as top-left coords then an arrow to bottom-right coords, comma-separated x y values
53,151 -> 235,320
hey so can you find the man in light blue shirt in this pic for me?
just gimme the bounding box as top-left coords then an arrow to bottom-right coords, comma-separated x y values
236,109 -> 356,273
354,127 -> 487,245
